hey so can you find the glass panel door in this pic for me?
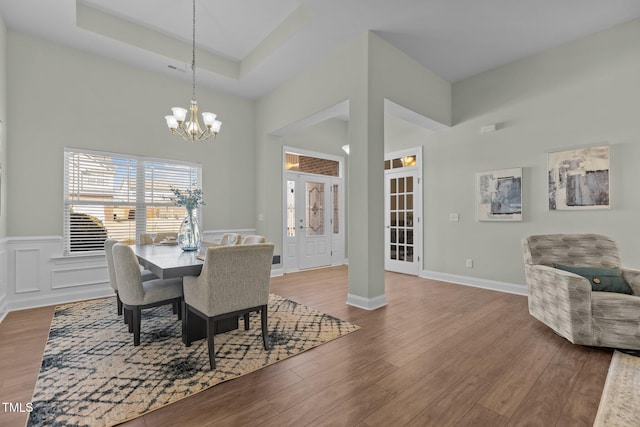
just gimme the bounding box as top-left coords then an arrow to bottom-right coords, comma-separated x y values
385,170 -> 419,275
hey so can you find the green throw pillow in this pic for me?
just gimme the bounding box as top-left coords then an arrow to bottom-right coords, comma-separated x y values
554,264 -> 632,294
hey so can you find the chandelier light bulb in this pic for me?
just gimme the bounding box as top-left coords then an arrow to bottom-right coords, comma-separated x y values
165,115 -> 178,130
201,112 -> 216,127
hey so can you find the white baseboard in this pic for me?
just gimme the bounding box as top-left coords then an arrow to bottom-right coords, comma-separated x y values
0,294 -> 7,323
420,269 -> 527,296
346,293 -> 388,310
270,268 -> 284,277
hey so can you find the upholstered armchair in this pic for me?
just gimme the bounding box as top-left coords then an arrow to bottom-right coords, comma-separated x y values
112,243 -> 183,346
183,243 -> 275,369
522,234 -> 640,350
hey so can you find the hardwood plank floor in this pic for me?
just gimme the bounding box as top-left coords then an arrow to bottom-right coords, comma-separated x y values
0,266 -> 612,426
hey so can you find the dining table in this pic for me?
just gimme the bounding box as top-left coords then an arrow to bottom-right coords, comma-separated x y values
130,242 -> 204,279
130,243 -> 238,343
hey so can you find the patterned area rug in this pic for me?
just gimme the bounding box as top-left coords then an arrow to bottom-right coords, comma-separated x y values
594,350 -> 640,426
28,295 -> 360,427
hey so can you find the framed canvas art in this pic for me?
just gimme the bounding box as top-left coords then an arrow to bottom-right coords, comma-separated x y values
548,145 -> 609,210
477,167 -> 522,221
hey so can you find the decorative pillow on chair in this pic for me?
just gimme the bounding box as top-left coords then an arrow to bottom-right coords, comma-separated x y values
554,264 -> 633,294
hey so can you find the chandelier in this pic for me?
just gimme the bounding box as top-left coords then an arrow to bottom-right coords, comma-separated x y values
164,0 -> 221,141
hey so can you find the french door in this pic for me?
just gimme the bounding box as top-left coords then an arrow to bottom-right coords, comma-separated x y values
384,148 -> 422,275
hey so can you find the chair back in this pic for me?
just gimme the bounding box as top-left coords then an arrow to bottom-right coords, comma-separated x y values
139,232 -> 178,245
112,243 -> 145,305
104,238 -> 119,291
219,233 -> 242,246
522,234 -> 621,268
242,235 -> 266,244
198,244 -> 274,316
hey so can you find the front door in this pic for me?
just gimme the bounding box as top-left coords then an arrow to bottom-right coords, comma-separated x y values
298,175 -> 332,269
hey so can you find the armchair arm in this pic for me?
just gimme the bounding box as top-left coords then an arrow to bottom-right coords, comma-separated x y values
524,264 -> 593,344
622,267 -> 640,295
183,274 -> 209,314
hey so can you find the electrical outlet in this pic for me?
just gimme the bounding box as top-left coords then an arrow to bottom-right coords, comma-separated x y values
466,259 -> 473,268
449,213 -> 459,222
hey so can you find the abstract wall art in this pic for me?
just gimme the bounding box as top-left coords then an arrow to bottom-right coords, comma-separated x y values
548,145 -> 609,210
477,167 -> 522,221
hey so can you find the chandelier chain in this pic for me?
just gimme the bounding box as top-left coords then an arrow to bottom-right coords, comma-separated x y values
191,0 -> 196,102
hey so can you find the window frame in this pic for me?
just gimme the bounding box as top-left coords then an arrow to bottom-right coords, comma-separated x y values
63,147 -> 202,255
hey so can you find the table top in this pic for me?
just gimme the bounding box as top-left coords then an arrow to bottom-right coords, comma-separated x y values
130,244 -> 204,279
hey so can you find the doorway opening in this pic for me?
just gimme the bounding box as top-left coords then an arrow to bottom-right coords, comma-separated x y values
283,147 -> 345,273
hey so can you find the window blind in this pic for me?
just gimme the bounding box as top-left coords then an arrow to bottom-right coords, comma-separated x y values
63,148 -> 202,254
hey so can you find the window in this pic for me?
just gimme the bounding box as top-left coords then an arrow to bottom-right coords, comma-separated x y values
285,152 -> 339,176
64,148 -> 202,254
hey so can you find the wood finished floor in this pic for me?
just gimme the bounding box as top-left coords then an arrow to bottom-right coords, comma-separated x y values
0,266 -> 612,426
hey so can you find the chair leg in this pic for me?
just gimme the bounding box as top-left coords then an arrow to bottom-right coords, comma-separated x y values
126,309 -> 133,332
206,317 -> 216,370
183,301 -> 191,347
116,292 -> 123,316
133,307 -> 141,346
261,305 -> 270,350
176,298 -> 182,321
244,312 -> 250,330
172,301 -> 178,315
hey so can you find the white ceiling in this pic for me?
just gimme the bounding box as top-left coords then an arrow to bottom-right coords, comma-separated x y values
1,0 -> 640,99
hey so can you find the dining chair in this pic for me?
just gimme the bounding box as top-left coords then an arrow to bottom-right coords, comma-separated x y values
183,243 -> 275,369
104,238 -> 157,318
241,235 -> 266,244
139,232 -> 178,245
203,233 -> 242,247
112,243 -> 184,346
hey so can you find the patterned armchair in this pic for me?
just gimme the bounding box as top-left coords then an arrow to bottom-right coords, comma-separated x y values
522,234 -> 640,350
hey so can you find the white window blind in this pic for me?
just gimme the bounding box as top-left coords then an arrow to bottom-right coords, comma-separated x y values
63,148 -> 202,254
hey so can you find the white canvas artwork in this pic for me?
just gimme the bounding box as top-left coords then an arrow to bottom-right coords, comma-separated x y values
477,167 -> 522,221
548,145 -> 609,210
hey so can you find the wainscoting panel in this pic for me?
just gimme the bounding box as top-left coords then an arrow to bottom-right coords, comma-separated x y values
51,265 -> 109,290
6,236 -> 112,312
2,230 -> 268,315
15,248 -> 41,293
0,240 -> 7,322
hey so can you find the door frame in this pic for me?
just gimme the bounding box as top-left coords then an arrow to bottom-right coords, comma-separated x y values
384,147 -> 423,275
282,146 -> 346,273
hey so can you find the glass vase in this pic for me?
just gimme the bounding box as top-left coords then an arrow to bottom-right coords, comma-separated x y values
178,210 -> 201,251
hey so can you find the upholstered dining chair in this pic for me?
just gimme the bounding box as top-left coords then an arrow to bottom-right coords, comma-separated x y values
182,243 -> 275,369
139,232 -> 178,245
203,233 -> 242,247
112,243 -> 184,346
241,235 -> 266,244
522,233 -> 640,350
104,238 -> 156,318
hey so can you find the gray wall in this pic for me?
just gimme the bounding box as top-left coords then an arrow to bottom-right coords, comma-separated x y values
387,18 -> 640,285
6,31 -> 256,237
3,13 -> 640,304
